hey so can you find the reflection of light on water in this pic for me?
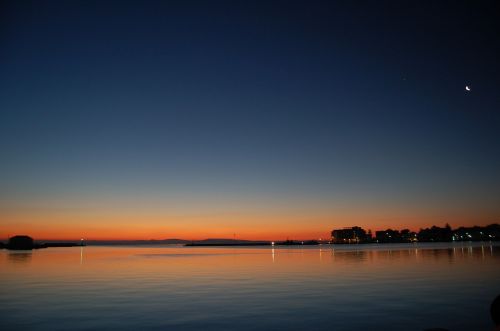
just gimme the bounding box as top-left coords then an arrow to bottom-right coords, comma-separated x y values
80,246 -> 84,265
481,245 -> 485,259
319,249 -> 322,262
271,248 -> 275,263
1,244 -> 498,331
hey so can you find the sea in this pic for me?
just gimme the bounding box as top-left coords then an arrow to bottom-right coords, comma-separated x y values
1,242 -> 499,331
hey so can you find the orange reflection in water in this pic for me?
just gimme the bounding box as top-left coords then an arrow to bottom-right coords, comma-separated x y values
1,243 -> 499,331
1,243 -> 498,284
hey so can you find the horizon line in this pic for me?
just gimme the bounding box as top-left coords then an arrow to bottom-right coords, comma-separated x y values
3,222 -> 498,242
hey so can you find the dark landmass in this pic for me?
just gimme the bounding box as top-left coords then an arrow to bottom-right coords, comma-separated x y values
186,239 -> 322,246
82,239 -> 190,245
331,223 -> 500,244
276,240 -> 319,246
186,239 -> 270,246
0,235 -> 80,250
40,242 -> 80,248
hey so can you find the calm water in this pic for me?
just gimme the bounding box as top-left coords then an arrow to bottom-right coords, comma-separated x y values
1,243 -> 499,331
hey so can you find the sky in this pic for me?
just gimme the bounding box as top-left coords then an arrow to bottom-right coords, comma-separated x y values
1,0 -> 500,240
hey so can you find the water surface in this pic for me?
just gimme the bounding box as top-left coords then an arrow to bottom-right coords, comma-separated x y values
1,243 -> 499,331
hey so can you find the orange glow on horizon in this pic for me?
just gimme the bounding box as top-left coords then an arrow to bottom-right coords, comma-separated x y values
1,210 -> 498,241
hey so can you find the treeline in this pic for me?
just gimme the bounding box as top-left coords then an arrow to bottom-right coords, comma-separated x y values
378,223 -> 499,243
331,223 -> 500,244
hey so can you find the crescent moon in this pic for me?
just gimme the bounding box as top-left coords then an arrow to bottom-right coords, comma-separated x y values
465,86 -> 471,91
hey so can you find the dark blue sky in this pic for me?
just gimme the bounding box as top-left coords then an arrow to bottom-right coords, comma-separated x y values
1,1 -> 499,237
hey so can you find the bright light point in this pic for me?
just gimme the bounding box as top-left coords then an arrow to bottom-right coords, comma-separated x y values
465,85 -> 471,91
271,241 -> 275,246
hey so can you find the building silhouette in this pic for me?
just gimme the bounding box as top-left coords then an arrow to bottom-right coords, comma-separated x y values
331,226 -> 369,244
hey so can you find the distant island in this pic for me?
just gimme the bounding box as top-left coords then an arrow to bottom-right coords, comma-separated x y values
184,239 -> 322,246
1,223 -> 498,249
0,235 -> 82,250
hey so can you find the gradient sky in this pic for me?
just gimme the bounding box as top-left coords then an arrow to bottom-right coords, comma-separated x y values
1,1 -> 499,240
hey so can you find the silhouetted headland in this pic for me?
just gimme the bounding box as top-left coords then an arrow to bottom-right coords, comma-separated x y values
276,239 -> 319,246
185,239 -> 271,246
1,235 -> 83,250
185,239 -> 321,246
83,239 -> 190,245
6,235 -> 34,250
